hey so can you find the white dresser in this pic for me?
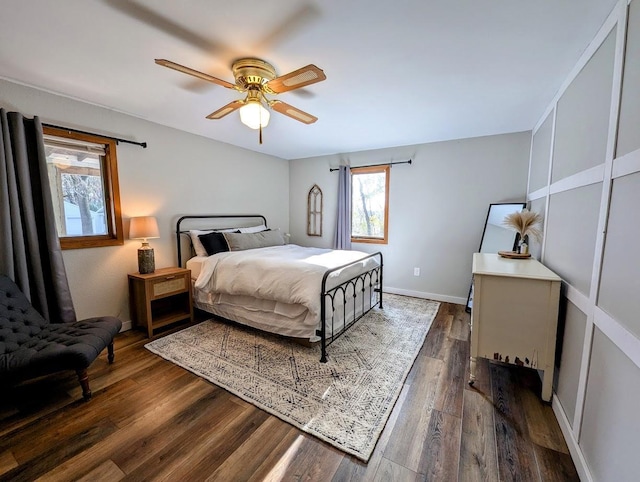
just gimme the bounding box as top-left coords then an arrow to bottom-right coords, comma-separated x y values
469,253 -> 562,401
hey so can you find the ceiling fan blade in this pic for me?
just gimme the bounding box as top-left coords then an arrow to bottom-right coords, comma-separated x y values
270,100 -> 318,124
206,100 -> 245,120
254,5 -> 320,52
265,64 -> 326,93
155,59 -> 236,89
106,0 -> 223,54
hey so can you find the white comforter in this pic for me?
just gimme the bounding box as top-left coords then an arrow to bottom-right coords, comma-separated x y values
194,244 -> 379,321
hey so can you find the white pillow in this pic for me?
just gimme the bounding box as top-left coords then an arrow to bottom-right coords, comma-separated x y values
189,230 -> 212,257
238,224 -> 268,234
189,228 -> 236,257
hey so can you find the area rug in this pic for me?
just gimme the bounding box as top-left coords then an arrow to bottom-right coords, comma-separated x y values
145,294 -> 440,461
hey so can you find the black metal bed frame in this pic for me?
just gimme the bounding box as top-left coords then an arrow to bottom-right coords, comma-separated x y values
176,214 -> 267,267
319,253 -> 383,362
175,214 -> 384,363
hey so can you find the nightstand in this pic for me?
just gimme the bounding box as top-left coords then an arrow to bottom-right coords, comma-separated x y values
128,267 -> 193,337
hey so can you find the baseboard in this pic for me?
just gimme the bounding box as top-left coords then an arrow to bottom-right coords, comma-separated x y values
552,395 -> 593,482
116,291 -> 463,332
384,287 -> 466,305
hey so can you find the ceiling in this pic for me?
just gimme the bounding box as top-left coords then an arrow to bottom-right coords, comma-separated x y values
0,0 -> 618,160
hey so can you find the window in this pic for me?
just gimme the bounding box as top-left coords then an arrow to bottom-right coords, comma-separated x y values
43,126 -> 123,249
351,165 -> 390,244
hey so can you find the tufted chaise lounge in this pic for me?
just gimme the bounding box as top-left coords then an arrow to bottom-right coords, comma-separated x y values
0,275 -> 122,400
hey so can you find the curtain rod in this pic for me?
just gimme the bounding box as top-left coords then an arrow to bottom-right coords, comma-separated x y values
329,159 -> 412,172
42,123 -> 148,148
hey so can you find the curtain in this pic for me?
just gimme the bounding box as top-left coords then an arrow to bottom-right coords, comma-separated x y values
334,165 -> 352,250
0,109 -> 76,323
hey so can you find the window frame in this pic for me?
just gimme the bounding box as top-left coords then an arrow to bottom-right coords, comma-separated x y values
350,164 -> 390,245
43,126 -> 124,249
307,184 -> 323,237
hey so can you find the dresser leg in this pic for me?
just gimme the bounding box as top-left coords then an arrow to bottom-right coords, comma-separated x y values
469,356 -> 477,386
541,370 -> 553,402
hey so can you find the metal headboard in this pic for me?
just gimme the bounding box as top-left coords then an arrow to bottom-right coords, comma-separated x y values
175,214 -> 267,267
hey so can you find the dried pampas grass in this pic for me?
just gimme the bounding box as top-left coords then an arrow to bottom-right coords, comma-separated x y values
503,209 -> 543,242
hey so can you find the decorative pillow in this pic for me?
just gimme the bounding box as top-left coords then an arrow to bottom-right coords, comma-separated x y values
188,230 -> 213,257
238,224 -> 268,234
189,228 -> 237,257
198,231 -> 231,256
223,229 -> 285,251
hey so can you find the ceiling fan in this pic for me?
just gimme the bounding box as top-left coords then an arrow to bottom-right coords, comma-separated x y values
155,58 -> 326,142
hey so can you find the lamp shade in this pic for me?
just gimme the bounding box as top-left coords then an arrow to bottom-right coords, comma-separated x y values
239,101 -> 270,130
129,216 -> 160,240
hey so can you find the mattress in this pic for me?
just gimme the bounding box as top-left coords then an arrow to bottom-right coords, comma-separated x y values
186,250 -> 376,340
188,255 -> 318,338
186,256 -> 208,280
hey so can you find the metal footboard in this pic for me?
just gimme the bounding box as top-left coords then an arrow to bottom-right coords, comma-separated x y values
319,252 -> 383,362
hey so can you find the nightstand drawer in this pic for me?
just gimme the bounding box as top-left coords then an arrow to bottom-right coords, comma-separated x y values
152,275 -> 187,298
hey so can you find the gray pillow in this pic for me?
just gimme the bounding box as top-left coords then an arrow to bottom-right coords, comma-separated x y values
223,230 -> 285,251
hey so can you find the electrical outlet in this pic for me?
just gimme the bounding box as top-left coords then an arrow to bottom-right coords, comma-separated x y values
413,267 -> 420,276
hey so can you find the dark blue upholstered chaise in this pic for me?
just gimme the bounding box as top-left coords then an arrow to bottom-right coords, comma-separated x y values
0,274 -> 122,400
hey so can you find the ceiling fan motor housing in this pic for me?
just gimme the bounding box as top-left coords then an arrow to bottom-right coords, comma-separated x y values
232,58 -> 277,91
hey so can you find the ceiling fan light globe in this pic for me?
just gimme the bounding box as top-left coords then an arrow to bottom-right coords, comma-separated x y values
239,102 -> 270,130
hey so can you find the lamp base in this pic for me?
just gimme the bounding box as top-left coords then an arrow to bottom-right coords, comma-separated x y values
138,246 -> 155,274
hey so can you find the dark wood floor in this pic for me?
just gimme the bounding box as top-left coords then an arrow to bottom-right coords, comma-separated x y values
0,302 -> 578,481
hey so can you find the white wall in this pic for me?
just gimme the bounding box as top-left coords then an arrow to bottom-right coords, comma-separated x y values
528,1 -> 640,480
0,78 -> 289,324
289,132 -> 530,304
0,77 -> 530,320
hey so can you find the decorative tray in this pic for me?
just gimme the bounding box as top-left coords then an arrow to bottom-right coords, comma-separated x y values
498,251 -> 532,259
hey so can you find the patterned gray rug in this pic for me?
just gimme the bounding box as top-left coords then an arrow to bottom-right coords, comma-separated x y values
145,294 -> 440,461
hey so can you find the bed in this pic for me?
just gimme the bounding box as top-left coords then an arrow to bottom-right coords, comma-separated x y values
176,215 -> 383,362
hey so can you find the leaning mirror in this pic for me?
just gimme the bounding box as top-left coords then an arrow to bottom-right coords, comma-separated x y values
466,202 -> 526,312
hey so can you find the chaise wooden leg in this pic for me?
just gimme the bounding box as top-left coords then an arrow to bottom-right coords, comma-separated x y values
76,369 -> 92,401
107,343 -> 115,364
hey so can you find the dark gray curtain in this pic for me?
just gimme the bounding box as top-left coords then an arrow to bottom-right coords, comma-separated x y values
334,165 -> 352,250
0,109 -> 76,323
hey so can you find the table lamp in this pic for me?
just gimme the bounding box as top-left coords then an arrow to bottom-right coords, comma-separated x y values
129,216 -> 160,274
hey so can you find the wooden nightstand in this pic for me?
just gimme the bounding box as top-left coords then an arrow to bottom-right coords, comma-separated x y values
128,267 -> 193,338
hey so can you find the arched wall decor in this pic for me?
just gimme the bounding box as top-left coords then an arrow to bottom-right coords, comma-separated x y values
307,184 -> 323,236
